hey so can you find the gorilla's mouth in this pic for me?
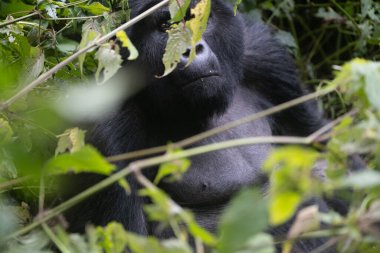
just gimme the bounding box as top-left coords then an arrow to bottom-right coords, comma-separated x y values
181,72 -> 221,88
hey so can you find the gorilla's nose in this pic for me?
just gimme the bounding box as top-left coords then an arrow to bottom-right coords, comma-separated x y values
180,39 -> 212,66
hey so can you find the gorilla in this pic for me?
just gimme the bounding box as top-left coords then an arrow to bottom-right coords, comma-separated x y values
65,0 -> 333,252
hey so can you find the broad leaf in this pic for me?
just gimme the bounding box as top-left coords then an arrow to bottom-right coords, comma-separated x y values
218,188 -> 268,253
45,145 -> 115,175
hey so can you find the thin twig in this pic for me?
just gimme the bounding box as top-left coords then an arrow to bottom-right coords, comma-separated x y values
0,176 -> 30,190
44,15 -> 103,20
7,80 -> 351,238
309,238 -> 339,253
0,12 -> 40,28
306,108 -> 358,142
107,84 -> 338,162
41,223 -> 70,253
0,0 -> 170,111
6,136 -> 326,238
38,175 -> 45,214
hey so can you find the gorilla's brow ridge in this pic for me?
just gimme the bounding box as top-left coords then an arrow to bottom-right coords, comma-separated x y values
132,0 -> 165,15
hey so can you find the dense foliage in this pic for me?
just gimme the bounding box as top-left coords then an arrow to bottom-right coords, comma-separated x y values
0,0 -> 379,252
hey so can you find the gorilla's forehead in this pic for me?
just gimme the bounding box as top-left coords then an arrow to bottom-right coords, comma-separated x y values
129,0 -> 169,17
129,0 -> 218,16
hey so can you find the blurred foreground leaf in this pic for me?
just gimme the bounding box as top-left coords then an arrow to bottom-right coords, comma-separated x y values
218,188 -> 268,253
45,145 -> 115,175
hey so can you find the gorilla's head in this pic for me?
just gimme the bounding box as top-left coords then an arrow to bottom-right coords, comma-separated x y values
124,0 -> 245,120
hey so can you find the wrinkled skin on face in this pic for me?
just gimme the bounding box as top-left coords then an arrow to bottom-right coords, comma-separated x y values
64,1 -> 337,252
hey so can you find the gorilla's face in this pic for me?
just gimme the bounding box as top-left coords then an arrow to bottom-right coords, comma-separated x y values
125,0 -> 245,120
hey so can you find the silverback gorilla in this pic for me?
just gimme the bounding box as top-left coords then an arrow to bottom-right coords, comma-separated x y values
66,0 -> 334,252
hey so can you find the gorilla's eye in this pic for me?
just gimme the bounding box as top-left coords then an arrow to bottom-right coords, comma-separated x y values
159,20 -> 172,32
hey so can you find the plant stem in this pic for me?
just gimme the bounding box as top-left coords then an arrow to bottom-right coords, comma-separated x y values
108,83 -> 338,162
0,176 -> 30,190
8,128 -> 345,238
42,223 -> 71,253
0,12 -> 40,28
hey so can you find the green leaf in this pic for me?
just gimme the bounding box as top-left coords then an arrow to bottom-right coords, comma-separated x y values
79,2 -> 110,15
140,187 -> 172,222
118,178 -> 131,194
20,47 -> 44,85
126,232 -> 192,253
181,211 -> 217,246
233,0 -> 242,15
263,146 -> 319,225
161,240 -> 192,253
0,118 -> 13,145
338,59 -> 380,112
55,127 -> 86,155
0,0 -> 34,18
154,150 -> 190,184
40,3 -> 59,19
169,0 -> 191,22
96,222 -> 128,253
116,30 -> 138,60
78,20 -> 102,75
95,44 -> 123,84
185,0 -> 211,65
160,22 -> 192,77
340,170 -> 380,189
269,191 -> 301,225
236,233 -> 275,253
218,188 -> 268,253
57,37 -> 79,53
45,145 -> 115,175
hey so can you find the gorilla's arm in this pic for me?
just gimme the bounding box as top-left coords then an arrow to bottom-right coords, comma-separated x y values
242,21 -> 325,136
64,106 -> 149,234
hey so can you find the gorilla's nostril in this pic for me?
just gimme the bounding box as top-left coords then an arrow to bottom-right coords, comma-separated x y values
182,42 -> 206,59
195,43 -> 204,54
183,48 -> 191,58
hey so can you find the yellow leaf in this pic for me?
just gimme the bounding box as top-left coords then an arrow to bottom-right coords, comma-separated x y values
269,191 -> 301,225
185,0 -> 211,64
116,30 -> 138,60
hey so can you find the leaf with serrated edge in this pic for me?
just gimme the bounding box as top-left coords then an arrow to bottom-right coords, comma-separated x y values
159,23 -> 192,77
185,0 -> 211,65
169,0 -> 191,22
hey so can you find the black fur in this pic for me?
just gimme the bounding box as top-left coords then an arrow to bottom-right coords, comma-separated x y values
65,1 -> 333,252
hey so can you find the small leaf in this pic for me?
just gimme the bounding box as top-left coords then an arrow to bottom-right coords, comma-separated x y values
20,47 -> 44,85
185,0 -> 211,64
338,59 -> 380,112
79,2 -> 110,15
340,170 -> 380,189
78,20 -> 102,75
236,233 -> 275,253
0,118 -> 13,145
181,211 -> 217,246
57,37 -> 79,53
233,0 -> 242,15
55,127 -> 86,155
96,222 -> 128,253
45,145 -> 115,175
270,191 -> 302,226
118,178 -> 131,194
42,4 -> 58,19
264,147 -> 319,225
154,149 -> 191,184
160,22 -> 192,77
95,44 -> 123,84
116,30 -> 138,60
169,0 -> 191,22
218,188 -> 268,253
